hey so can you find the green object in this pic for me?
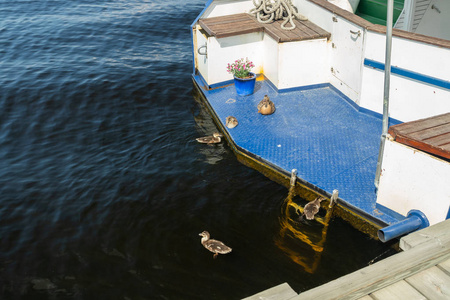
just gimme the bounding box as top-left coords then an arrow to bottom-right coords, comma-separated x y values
355,0 -> 404,26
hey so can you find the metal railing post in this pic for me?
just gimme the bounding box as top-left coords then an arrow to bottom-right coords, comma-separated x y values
375,0 -> 394,189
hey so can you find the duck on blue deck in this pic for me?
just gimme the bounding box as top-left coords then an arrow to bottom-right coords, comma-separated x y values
192,75 -> 401,227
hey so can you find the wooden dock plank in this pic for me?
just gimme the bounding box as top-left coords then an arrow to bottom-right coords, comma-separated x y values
405,266 -> 450,299
437,258 -> 450,276
293,220 -> 450,300
400,219 -> 450,250
293,242 -> 450,299
369,280 -> 426,300
357,296 -> 374,300
388,112 -> 450,160
242,282 -> 297,300
246,221 -> 450,300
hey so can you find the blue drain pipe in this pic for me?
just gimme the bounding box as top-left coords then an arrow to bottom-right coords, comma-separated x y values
378,210 -> 430,243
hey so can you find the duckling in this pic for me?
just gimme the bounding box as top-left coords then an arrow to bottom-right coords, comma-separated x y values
257,95 -> 275,115
199,231 -> 232,259
226,116 -> 238,128
301,197 -> 326,220
196,132 -> 223,145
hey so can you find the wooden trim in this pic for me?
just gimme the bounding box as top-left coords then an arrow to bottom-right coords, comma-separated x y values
307,0 -> 450,49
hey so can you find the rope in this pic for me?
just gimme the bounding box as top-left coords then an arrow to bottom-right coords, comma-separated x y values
250,0 -> 307,31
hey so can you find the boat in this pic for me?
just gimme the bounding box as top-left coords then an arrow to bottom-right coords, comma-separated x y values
190,0 -> 450,241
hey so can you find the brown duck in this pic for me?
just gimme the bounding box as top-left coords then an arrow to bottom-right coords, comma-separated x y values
226,116 -> 238,128
302,197 -> 326,220
196,132 -> 223,144
199,231 -> 232,258
257,95 -> 275,115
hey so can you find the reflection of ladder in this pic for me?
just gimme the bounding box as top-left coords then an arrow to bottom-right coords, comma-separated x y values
274,170 -> 338,274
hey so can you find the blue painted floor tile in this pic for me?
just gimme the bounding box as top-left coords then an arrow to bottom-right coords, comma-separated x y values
194,75 -> 401,225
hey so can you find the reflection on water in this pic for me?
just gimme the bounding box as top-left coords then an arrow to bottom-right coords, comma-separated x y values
275,173 -> 335,274
193,96 -> 228,165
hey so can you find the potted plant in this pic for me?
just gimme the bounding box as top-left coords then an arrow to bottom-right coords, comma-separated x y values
227,58 -> 256,96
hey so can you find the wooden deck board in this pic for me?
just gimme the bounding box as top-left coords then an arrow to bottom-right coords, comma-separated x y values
405,266 -> 450,299
408,123 -> 450,141
245,220 -> 450,299
370,280 -> 426,300
390,113 -> 450,134
200,13 -> 251,23
388,113 -> 450,160
357,296 -> 374,300
292,219 -> 450,300
242,282 -> 297,300
198,14 -> 263,38
261,18 -> 330,42
262,21 -> 291,42
437,258 -> 450,276
198,13 -> 330,42
400,218 -> 450,250
424,132 -> 450,147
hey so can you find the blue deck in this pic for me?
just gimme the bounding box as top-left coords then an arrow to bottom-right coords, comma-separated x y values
193,75 -> 402,225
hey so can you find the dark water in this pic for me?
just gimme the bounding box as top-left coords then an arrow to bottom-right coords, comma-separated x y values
0,1 -> 395,299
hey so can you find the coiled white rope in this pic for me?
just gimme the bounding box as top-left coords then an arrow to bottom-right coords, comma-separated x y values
250,0 -> 307,30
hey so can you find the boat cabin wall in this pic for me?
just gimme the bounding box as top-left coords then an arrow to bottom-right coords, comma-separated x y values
207,32 -> 265,85
376,138 -> 450,226
360,30 -> 450,122
193,1 -> 264,86
414,0 -> 450,40
294,0 -> 367,104
396,0 -> 450,41
194,0 -> 330,88
294,0 -> 450,122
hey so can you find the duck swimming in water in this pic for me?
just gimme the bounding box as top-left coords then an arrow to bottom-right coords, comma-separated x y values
257,95 -> 275,115
226,116 -> 238,128
196,132 -> 223,145
199,231 -> 232,259
301,196 -> 325,220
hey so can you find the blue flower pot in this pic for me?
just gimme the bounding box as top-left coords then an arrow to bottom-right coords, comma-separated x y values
234,72 -> 256,96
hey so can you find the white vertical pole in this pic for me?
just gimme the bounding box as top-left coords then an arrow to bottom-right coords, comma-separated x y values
375,0 -> 394,189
